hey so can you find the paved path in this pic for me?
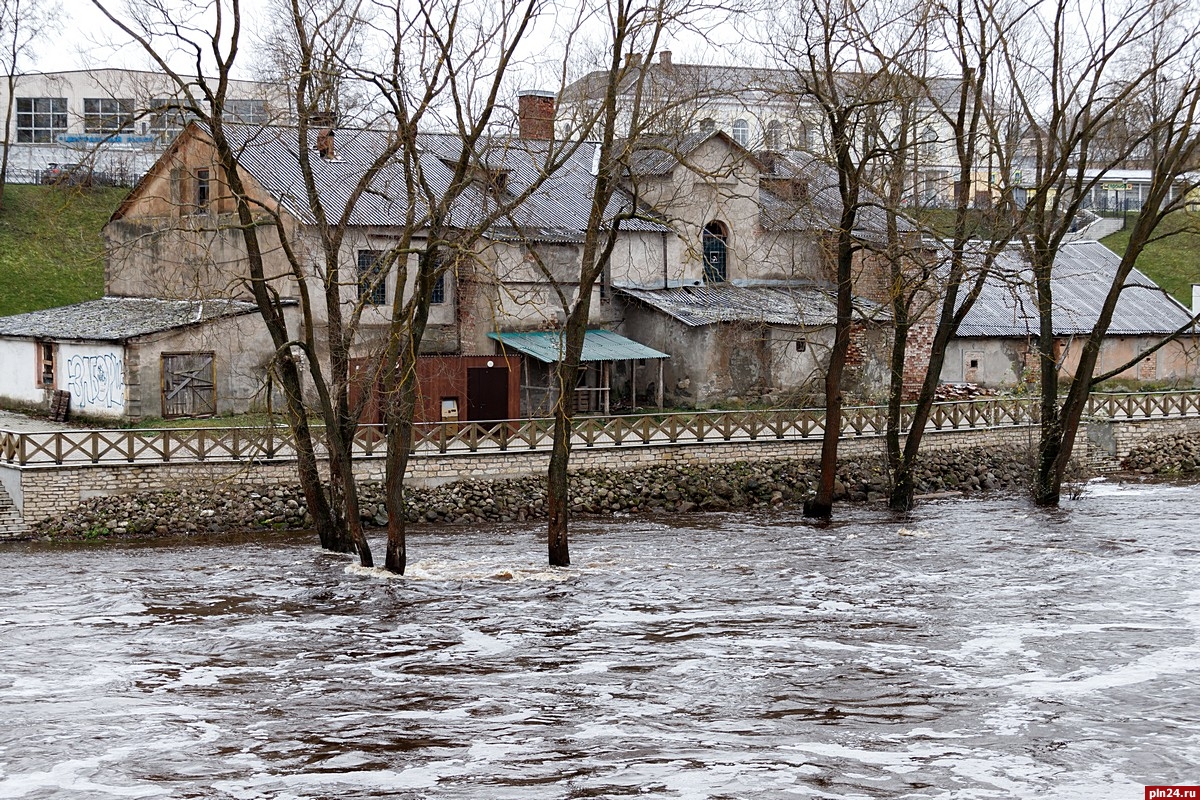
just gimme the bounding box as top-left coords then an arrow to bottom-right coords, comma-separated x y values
0,410 -> 75,433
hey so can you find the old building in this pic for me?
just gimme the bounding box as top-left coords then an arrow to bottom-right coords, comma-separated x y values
560,54 -> 981,207
93,108 -> 903,419
943,241 -> 1200,387
0,297 -> 280,419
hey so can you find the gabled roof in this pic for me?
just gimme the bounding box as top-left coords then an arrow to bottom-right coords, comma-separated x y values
759,150 -> 916,237
627,129 -> 764,177
213,125 -> 669,240
618,283 -> 885,327
0,297 -> 261,342
956,241 -> 1194,337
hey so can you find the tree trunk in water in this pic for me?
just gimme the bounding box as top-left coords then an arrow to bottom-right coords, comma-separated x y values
383,428 -> 411,574
383,364 -> 421,575
547,308 -> 587,567
277,355 -> 353,553
805,232 -> 854,520
329,442 -> 372,567
547,409 -> 571,567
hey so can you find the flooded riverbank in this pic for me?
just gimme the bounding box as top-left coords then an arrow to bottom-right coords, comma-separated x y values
2,480 -> 1198,798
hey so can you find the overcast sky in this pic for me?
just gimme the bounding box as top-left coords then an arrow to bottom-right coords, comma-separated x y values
44,0 -> 755,82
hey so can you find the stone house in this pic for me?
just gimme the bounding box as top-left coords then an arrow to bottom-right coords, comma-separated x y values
0,297 -> 278,419
91,108 -> 902,419
943,241 -> 1200,388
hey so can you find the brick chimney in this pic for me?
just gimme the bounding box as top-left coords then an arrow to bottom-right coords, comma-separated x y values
315,127 -> 336,160
659,50 -> 672,66
518,90 -> 556,140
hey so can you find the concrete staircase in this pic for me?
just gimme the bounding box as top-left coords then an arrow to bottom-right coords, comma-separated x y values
1069,216 -> 1125,242
0,483 -> 27,540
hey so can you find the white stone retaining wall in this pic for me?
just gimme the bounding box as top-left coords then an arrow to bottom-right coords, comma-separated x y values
3,423 -> 1062,530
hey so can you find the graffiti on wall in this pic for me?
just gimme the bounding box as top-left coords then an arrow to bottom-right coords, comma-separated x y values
66,353 -> 125,410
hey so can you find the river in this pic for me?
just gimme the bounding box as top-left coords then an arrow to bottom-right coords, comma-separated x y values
1,479 -> 1198,799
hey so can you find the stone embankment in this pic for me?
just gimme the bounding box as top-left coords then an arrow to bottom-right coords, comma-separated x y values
1121,433 -> 1200,474
29,445 -> 1036,540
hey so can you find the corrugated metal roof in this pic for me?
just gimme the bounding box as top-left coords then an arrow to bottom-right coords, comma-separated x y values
758,151 -> 914,237
0,297 -> 261,341
488,329 -> 670,363
618,283 -> 886,327
223,126 -> 669,237
956,240 -> 1195,337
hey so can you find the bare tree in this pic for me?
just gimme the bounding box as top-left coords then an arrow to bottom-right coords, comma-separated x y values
882,0 -> 1027,511
0,0 -> 56,205
538,0 -> 719,566
994,0 -> 1200,504
770,0 -> 929,519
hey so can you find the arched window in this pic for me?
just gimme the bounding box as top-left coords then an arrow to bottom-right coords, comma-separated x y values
731,119 -> 750,147
702,221 -> 728,283
699,117 -> 716,134
765,120 -> 783,150
795,122 -> 809,151
922,125 -> 939,158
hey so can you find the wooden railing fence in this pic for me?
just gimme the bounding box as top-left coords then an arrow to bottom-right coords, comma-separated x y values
1,391 -> 1196,468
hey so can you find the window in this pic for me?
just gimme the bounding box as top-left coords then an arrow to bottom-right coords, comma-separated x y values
195,168 -> 210,211
225,99 -> 269,125
36,341 -> 55,387
420,249 -> 447,304
83,98 -> 134,133
16,97 -> 67,143
922,125 -> 939,158
731,119 -> 750,147
357,250 -> 387,305
149,98 -> 190,142
702,221 -> 728,283
765,120 -> 783,150
796,339 -> 807,353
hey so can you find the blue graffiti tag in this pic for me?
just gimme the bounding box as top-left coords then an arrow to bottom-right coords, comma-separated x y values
66,353 -> 125,410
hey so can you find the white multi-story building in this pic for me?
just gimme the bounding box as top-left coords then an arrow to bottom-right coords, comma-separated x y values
0,68 -> 282,183
561,53 -> 976,207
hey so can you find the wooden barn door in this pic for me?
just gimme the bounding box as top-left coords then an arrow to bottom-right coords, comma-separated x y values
162,352 -> 216,418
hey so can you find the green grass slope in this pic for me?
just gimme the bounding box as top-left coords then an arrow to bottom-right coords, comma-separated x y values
1101,212 -> 1200,305
0,184 -> 128,317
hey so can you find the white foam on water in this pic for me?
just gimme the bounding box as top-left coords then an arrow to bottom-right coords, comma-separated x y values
345,559 -> 574,583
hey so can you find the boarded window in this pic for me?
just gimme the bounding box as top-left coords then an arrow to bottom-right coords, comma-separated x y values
36,341 -> 55,388
162,352 -> 216,418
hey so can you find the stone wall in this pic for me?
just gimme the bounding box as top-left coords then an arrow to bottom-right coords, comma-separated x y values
4,422 -> 1057,534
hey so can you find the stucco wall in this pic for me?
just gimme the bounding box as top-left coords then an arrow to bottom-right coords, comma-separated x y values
942,335 -> 1200,388
0,338 -> 49,406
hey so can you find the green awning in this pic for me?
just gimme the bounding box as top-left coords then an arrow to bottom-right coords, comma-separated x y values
488,329 -> 670,364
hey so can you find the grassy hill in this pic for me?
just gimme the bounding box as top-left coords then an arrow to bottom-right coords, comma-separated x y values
1101,212 -> 1200,305
0,184 -> 127,317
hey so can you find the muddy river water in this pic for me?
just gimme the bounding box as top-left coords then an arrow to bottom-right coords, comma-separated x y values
1,480 -> 1198,799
